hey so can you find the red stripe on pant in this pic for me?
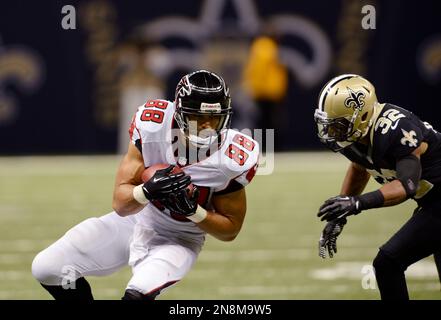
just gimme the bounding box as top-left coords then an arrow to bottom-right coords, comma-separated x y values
145,279 -> 179,298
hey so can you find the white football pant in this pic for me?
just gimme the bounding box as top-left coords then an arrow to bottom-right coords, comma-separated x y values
31,212 -> 201,297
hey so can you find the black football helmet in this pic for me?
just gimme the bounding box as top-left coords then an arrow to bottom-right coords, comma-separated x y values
174,70 -> 232,147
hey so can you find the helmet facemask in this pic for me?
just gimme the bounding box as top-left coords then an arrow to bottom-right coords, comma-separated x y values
315,109 -> 356,151
174,101 -> 232,148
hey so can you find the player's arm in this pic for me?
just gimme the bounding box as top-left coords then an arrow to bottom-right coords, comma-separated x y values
112,143 -> 145,216
318,143 -> 427,221
379,142 -> 426,206
164,184 -> 247,242
113,143 -> 191,217
340,162 -> 371,196
196,188 -> 247,242
316,161 -> 369,258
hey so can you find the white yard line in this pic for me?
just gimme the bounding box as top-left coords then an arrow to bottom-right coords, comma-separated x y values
0,270 -> 29,281
0,253 -> 33,264
199,248 -> 383,262
311,260 -> 440,280
199,248 -> 313,262
217,284 -> 358,296
0,239 -> 52,252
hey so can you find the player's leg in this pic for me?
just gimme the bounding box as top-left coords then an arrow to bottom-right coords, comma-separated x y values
31,212 -> 135,300
373,205 -> 441,300
122,243 -> 199,300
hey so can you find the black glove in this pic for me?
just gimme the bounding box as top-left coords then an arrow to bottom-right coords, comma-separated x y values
317,196 -> 361,222
164,186 -> 200,216
142,165 -> 191,201
318,218 -> 347,259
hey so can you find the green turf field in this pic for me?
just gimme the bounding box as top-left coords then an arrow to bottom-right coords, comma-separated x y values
0,153 -> 439,300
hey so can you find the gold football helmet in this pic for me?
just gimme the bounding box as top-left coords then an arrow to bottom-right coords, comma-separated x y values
314,74 -> 378,151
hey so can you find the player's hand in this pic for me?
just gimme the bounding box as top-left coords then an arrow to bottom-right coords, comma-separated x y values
317,195 -> 361,222
318,218 -> 346,259
142,165 -> 191,201
165,186 -> 200,216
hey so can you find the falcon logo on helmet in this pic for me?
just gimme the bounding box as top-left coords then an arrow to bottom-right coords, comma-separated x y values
176,76 -> 192,98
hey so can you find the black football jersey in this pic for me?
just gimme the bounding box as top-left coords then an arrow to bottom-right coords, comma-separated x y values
340,103 -> 441,199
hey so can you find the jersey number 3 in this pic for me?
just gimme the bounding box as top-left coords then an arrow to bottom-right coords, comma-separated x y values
140,100 -> 168,123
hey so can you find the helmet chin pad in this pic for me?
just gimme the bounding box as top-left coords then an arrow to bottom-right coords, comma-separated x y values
187,133 -> 215,148
174,111 -> 229,148
177,125 -> 222,149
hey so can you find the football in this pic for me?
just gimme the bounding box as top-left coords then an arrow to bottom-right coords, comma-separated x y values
141,163 -> 194,195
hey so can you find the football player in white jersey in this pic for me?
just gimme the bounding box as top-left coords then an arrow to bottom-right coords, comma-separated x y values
32,70 -> 259,300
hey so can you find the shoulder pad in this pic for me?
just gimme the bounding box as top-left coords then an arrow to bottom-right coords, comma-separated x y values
372,105 -> 422,158
129,99 -> 175,144
218,129 -> 260,185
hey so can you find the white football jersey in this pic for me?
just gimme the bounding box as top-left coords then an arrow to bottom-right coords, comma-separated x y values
128,99 -> 259,243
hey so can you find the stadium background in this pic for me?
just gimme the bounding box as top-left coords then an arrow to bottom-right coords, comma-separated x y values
0,0 -> 441,299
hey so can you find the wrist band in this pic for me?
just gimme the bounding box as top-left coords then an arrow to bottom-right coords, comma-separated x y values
356,190 -> 384,210
187,206 -> 207,223
133,184 -> 149,205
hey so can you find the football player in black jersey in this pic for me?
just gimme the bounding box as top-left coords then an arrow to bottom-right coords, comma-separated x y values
314,74 -> 441,300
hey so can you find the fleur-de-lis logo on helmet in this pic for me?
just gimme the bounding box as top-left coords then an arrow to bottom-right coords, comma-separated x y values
344,87 -> 366,111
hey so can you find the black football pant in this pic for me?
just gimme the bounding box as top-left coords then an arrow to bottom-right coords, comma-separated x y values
373,201 -> 441,300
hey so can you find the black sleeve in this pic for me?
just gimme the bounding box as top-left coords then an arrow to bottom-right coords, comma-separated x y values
134,139 -> 142,153
396,154 -> 422,198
